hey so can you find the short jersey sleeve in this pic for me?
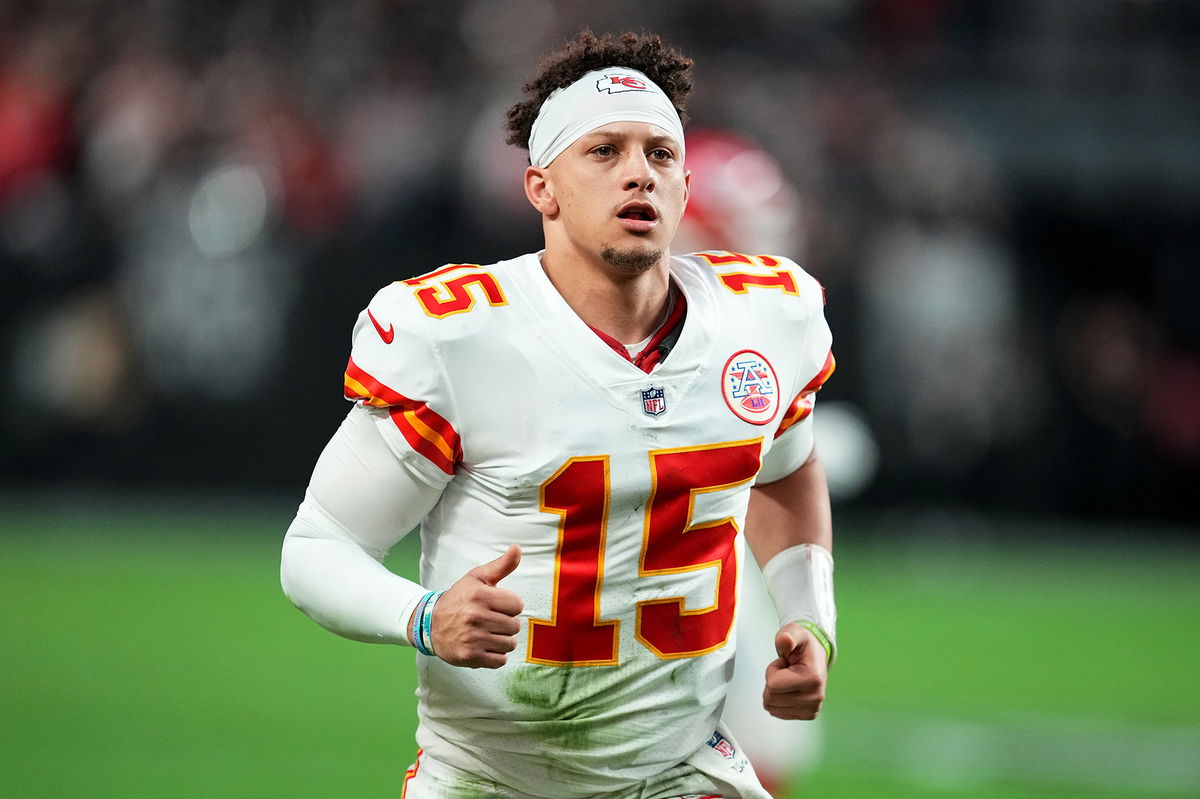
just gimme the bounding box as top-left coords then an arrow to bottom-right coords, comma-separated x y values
341,281 -> 460,485
759,258 -> 836,483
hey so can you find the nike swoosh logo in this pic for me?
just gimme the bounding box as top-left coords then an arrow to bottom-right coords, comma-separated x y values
367,309 -> 394,344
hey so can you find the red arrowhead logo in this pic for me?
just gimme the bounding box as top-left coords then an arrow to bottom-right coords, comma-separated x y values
367,309 -> 394,344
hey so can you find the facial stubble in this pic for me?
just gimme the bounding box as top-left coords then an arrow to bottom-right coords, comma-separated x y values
600,246 -> 663,274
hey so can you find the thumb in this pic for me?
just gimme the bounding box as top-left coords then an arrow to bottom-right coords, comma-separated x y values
472,544 -> 522,586
775,623 -> 808,662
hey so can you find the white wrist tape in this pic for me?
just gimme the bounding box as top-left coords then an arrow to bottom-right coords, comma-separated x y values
761,543 -> 837,665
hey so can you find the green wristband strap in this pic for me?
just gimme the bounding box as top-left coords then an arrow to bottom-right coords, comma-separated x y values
797,620 -> 835,666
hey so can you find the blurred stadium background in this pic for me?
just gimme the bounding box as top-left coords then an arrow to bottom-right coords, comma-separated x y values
1,1 -> 1197,797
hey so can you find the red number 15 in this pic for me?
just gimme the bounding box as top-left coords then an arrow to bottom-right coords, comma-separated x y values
528,439 -> 762,666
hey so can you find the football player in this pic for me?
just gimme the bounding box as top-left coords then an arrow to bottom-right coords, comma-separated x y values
281,30 -> 837,799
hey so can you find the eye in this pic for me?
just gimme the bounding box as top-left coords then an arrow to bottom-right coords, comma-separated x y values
650,147 -> 674,161
592,144 -> 616,157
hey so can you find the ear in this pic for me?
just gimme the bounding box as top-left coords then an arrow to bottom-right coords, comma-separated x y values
524,165 -> 558,216
681,168 -> 692,208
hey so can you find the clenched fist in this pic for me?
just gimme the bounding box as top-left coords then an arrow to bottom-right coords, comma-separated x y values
763,622 -> 828,720
428,544 -> 525,668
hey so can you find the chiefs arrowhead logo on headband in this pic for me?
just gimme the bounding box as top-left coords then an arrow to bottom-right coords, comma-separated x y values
528,67 -> 685,168
596,74 -> 649,93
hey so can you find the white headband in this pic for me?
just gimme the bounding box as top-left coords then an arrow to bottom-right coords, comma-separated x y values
527,67 -> 685,168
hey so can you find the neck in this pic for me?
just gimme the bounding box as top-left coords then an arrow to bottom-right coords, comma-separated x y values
540,246 -> 672,345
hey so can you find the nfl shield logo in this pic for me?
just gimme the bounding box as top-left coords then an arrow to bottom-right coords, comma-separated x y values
706,730 -> 737,759
641,386 -> 666,416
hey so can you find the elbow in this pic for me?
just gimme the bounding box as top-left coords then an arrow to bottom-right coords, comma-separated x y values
279,536 -> 306,611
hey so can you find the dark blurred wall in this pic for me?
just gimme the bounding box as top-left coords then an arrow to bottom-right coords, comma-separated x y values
1,0 -> 1197,524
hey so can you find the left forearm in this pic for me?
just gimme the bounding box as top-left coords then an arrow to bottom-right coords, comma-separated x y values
744,451 -> 832,567
746,450 -> 839,666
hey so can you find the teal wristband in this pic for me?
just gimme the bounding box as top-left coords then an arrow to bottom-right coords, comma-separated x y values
419,590 -> 444,657
411,591 -> 436,656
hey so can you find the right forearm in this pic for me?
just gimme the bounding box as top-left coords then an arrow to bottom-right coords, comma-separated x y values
279,405 -> 448,645
280,526 -> 425,645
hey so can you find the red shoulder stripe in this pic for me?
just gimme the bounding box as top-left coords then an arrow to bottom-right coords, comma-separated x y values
775,350 -> 836,438
343,357 -> 461,475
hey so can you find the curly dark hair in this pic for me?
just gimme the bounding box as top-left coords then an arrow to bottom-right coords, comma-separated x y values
505,30 -> 694,151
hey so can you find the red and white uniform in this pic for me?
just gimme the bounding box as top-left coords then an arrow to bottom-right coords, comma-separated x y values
313,250 -> 832,797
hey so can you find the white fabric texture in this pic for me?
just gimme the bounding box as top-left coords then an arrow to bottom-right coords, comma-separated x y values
755,412 -> 814,484
528,67 -> 685,168
280,405 -> 443,645
401,721 -> 772,799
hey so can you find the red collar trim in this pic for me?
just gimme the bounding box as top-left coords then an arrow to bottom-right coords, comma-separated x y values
587,289 -> 688,374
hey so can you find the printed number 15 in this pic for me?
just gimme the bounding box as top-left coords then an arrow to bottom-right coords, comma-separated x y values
527,439 -> 762,666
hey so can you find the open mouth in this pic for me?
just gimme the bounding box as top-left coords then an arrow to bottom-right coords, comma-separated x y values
617,203 -> 659,222
617,203 -> 659,234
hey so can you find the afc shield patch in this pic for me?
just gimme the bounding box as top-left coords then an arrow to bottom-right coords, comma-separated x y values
641,386 -> 667,416
722,350 -> 780,425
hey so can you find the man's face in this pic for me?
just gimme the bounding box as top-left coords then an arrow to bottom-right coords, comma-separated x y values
542,121 -> 690,274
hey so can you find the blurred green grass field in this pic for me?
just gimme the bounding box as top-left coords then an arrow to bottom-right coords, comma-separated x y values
2,503 -> 1197,798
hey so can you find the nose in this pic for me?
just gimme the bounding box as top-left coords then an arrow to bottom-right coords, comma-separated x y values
623,151 -> 655,192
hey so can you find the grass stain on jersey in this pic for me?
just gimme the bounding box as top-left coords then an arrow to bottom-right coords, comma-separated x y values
435,782 -> 493,799
505,661 -> 571,710
504,664 -> 632,755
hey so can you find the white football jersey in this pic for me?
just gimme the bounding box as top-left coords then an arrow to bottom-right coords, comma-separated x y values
342,250 -> 834,797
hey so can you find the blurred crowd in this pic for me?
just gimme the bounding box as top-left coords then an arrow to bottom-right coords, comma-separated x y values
2,0 -> 1198,525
